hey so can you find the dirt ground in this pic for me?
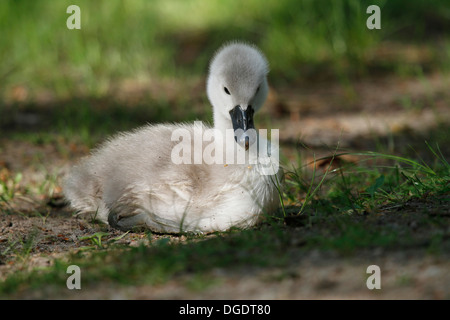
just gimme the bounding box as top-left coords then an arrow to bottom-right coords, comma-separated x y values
70,253 -> 449,300
0,71 -> 449,299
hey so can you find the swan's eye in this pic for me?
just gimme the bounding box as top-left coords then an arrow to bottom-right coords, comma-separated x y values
224,87 -> 231,95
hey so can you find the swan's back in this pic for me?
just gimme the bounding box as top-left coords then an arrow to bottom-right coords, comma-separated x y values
64,122 -> 280,233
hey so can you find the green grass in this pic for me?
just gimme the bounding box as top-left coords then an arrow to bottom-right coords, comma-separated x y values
283,143 -> 449,215
0,172 -> 22,203
306,220 -> 401,252
278,142 -> 449,252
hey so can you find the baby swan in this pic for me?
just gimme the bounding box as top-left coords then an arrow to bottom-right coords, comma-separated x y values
64,42 -> 282,234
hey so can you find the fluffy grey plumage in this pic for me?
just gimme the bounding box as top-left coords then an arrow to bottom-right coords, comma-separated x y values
64,42 -> 282,234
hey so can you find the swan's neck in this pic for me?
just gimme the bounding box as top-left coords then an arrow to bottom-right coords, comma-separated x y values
213,111 -> 233,134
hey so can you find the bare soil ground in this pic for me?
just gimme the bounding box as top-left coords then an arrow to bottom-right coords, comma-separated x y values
0,71 -> 449,299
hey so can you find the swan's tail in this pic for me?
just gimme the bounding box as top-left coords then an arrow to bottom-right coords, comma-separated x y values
63,162 -> 109,223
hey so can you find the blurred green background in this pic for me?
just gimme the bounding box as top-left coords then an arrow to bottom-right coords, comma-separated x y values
0,0 -> 449,148
1,0 -> 449,98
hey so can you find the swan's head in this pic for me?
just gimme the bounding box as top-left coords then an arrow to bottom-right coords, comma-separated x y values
207,42 -> 269,150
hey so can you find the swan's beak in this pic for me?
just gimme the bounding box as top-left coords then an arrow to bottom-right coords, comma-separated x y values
229,105 -> 256,150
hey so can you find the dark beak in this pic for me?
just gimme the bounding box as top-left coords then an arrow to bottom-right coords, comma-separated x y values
229,105 -> 255,150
